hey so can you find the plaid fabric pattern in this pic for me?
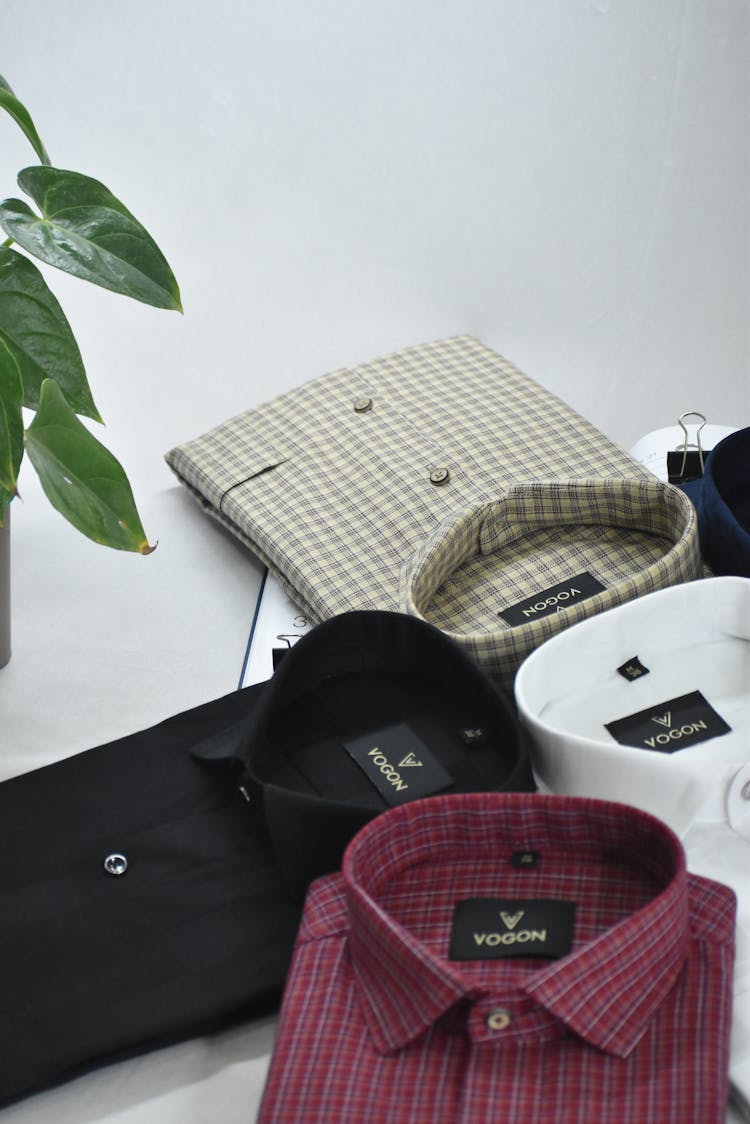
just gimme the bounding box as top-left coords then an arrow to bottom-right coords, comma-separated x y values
399,477 -> 700,686
258,793 -> 736,1124
166,337 -> 665,625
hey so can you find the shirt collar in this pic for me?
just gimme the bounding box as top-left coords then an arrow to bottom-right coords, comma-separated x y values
343,792 -> 689,1058
197,611 -> 534,897
400,477 -> 699,643
514,576 -> 750,836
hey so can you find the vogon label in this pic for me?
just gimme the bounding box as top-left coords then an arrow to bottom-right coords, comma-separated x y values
473,928 -> 547,948
519,588 -> 582,618
449,899 -> 576,960
343,723 -> 454,806
643,720 -> 708,749
366,748 -> 408,792
605,691 -> 731,754
499,572 -> 607,627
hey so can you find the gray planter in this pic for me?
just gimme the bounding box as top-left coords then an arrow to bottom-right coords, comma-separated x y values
0,504 -> 9,668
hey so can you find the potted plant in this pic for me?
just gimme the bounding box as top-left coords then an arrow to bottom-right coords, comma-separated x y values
0,74 -> 181,665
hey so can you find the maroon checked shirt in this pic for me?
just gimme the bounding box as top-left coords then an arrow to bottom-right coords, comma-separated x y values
258,793 -> 736,1123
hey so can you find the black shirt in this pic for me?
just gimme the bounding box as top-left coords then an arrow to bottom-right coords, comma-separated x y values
0,610 -> 533,1105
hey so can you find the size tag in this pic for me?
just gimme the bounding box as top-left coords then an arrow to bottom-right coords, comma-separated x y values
343,723 -> 454,806
460,727 -> 486,746
617,656 -> 650,682
498,571 -> 606,627
450,899 -> 576,960
605,690 -> 731,753
510,850 -> 539,868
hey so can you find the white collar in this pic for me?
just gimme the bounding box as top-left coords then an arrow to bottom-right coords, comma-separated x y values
514,577 -> 750,838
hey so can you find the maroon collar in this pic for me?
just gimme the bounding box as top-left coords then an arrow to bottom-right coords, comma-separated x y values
343,792 -> 690,1058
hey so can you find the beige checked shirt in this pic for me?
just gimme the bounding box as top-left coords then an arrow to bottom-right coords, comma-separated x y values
166,337 -> 700,679
399,477 -> 699,686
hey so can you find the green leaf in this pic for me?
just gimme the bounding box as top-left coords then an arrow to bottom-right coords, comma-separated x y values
0,75 -> 50,165
0,335 -> 24,495
0,245 -> 101,419
0,167 -> 181,311
25,379 -> 155,553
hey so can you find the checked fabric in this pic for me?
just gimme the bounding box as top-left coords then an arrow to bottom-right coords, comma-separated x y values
258,792 -> 736,1124
399,476 -> 699,686
166,337 -> 698,678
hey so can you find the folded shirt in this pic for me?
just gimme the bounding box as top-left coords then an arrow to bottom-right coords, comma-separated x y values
259,791 -> 736,1123
692,427 -> 750,577
166,336 -> 664,640
514,576 -> 750,1116
0,610 -> 532,1106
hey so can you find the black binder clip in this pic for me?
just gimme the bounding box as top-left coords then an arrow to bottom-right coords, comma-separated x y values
667,412 -> 709,485
272,632 -> 305,670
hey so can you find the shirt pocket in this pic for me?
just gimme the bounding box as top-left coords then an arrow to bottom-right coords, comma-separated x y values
169,421 -> 289,515
216,440 -> 289,516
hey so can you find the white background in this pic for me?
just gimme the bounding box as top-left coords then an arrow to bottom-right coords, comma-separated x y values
1,1 -> 748,1121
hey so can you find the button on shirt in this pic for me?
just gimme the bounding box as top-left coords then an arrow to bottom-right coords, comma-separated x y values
0,611 -> 532,1106
258,792 -> 736,1124
399,477 -> 699,687
165,336 -> 656,626
514,577 -> 750,1114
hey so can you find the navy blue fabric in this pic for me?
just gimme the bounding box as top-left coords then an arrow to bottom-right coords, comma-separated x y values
678,477 -> 704,506
693,428 -> 750,576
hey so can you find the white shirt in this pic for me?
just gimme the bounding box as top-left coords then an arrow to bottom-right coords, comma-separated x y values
514,576 -> 750,1119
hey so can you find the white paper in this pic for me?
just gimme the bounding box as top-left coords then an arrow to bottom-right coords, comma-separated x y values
238,570 -> 313,688
629,422 -> 736,481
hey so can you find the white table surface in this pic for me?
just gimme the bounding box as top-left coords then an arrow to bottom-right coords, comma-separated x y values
0,472 -> 744,1124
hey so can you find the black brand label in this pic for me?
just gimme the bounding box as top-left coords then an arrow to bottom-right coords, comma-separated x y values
498,571 -> 606,627
605,690 -> 731,753
343,723 -> 453,806
450,899 -> 576,960
617,656 -> 650,682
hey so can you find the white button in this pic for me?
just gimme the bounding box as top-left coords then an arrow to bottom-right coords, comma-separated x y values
486,1008 -> 511,1031
104,853 -> 128,876
727,767 -> 750,842
353,397 -> 373,413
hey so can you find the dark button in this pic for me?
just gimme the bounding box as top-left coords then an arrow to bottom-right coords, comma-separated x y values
429,468 -> 450,486
104,853 -> 128,876
353,397 -> 373,413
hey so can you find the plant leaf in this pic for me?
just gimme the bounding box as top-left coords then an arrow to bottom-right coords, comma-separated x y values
0,245 -> 101,419
0,336 -> 24,495
25,379 -> 155,553
0,74 -> 50,164
0,166 -> 181,311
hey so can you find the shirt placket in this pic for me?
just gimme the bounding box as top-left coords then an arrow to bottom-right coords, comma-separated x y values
451,995 -> 555,1123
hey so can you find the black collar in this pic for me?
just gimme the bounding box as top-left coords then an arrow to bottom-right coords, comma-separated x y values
194,610 -> 534,897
